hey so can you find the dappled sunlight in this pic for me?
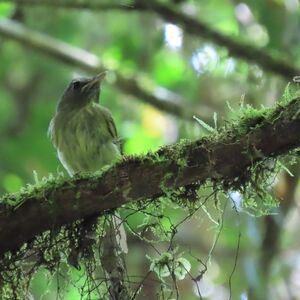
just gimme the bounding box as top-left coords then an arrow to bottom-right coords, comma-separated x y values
164,23 -> 183,50
0,0 -> 300,299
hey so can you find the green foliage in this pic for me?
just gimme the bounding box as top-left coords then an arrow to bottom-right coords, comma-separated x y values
0,3 -> 13,17
153,50 -> 186,87
2,173 -> 24,193
148,250 -> 191,281
0,171 -> 66,210
193,115 -> 217,133
0,1 -> 299,299
0,85 -> 297,299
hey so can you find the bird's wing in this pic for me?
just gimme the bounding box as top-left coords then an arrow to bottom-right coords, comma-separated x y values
97,105 -> 122,152
48,118 -> 58,147
105,113 -> 123,152
105,113 -> 118,140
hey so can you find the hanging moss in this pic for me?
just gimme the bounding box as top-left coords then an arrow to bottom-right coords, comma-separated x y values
1,88 -> 300,299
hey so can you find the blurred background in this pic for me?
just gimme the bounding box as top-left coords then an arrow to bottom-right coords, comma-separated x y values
0,0 -> 300,299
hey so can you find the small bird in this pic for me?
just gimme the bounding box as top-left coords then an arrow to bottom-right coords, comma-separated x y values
49,72 -> 120,175
48,72 -> 127,268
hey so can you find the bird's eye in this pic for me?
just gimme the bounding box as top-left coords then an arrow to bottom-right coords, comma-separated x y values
72,81 -> 80,90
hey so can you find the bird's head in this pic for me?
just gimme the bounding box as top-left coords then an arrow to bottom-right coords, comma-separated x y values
57,71 -> 107,112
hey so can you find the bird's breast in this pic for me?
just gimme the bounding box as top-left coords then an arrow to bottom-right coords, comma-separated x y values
51,108 -> 120,175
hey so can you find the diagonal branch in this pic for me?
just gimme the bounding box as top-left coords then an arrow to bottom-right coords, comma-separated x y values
1,96 -> 300,256
0,18 -> 205,119
131,1 -> 300,80
0,0 -> 298,80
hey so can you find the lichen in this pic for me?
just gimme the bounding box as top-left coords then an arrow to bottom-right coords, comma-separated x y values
0,88 -> 299,298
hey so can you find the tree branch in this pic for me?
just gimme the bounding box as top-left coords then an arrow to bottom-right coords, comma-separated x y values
1,96 -> 300,256
0,18 -> 207,120
0,0 -> 298,80
133,1 -> 299,80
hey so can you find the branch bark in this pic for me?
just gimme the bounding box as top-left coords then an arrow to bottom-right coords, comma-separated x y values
0,18 -> 208,120
0,0 -> 298,80
1,96 -> 300,256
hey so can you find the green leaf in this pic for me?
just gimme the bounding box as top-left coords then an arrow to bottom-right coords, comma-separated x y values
149,252 -> 173,279
153,50 -> 185,86
193,116 -> 216,133
174,257 -> 191,280
2,174 -> 24,193
0,3 -> 14,17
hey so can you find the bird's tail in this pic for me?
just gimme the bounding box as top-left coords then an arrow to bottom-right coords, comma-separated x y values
67,211 -> 130,298
112,212 -> 128,254
67,211 -> 128,269
100,212 -> 130,299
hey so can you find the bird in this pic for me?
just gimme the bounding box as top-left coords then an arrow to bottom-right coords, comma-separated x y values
48,71 -> 127,268
49,72 -> 120,175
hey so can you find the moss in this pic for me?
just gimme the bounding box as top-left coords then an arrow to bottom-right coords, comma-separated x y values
159,172 -> 174,194
0,217 -> 110,299
122,185 -> 132,201
1,88 -> 300,298
0,172 -> 67,211
74,191 -> 81,199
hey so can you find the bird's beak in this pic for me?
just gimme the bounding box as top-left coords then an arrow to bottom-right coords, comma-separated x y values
94,71 -> 107,82
82,71 -> 107,92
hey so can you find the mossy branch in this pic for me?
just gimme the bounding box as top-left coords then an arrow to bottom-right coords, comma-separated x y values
1,0 -> 299,80
1,96 -> 300,256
